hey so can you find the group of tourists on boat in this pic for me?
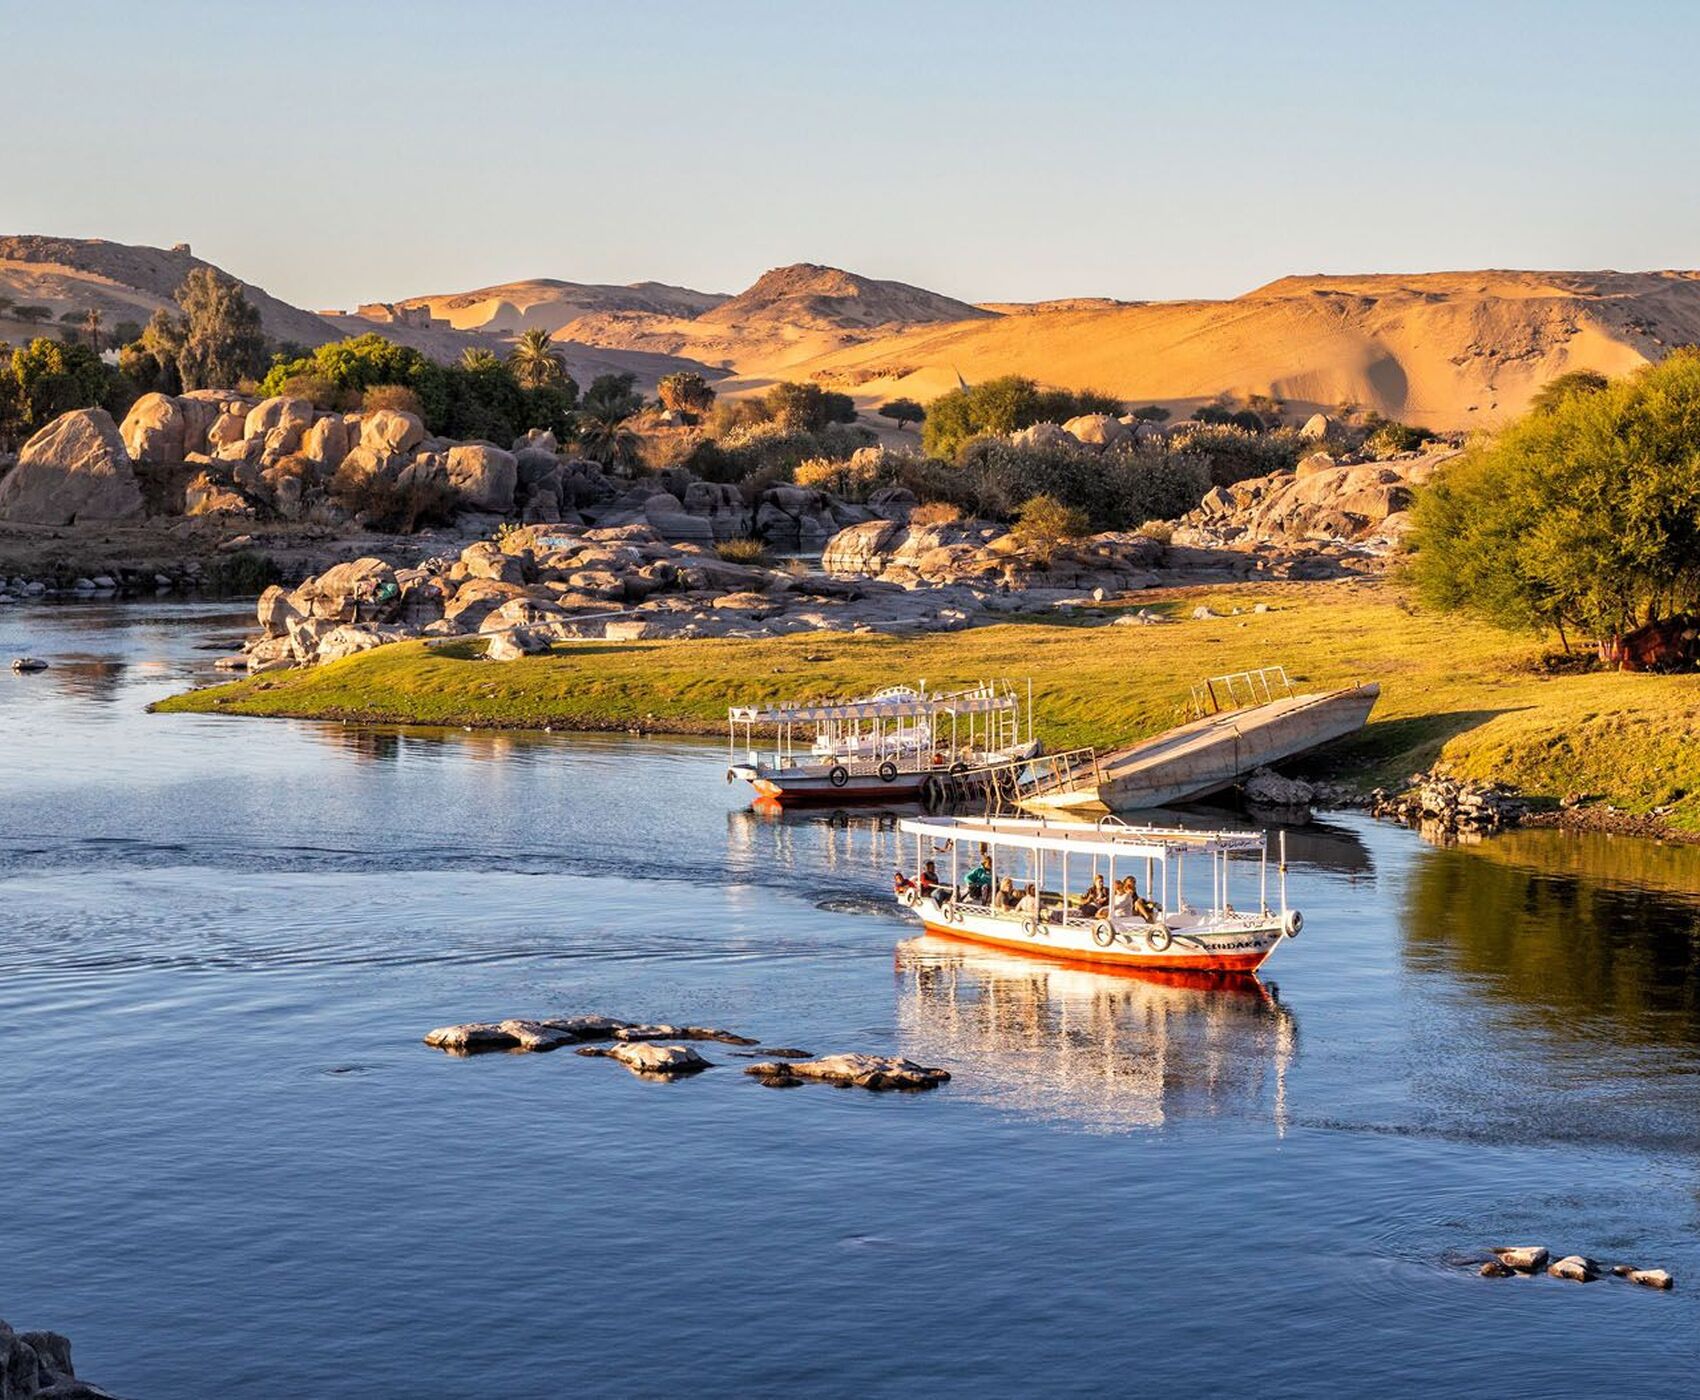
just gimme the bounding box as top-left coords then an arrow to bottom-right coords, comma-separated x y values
895,850 -> 1161,927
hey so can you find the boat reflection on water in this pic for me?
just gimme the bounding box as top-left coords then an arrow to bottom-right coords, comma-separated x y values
894,933 -> 1298,1134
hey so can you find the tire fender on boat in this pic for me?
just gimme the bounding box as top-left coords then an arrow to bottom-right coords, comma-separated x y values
878,761 -> 898,783
1145,925 -> 1173,953
1022,918 -> 1039,938
899,889 -> 917,909
1284,909 -> 1303,938
1092,920 -> 1115,948
829,764 -> 849,788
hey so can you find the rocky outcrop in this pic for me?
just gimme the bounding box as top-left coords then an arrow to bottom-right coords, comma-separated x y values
1178,450 -> 1453,549
822,517 -> 1164,594
119,392 -> 185,463
742,1053 -> 951,1091
1242,767 -> 1315,808
446,444 -> 517,513
0,1318 -> 117,1399
577,1042 -> 713,1075
0,409 -> 144,526
1372,772 -> 1527,836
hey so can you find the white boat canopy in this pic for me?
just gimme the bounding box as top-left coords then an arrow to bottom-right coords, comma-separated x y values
729,683 -> 1019,725
898,814 -> 1269,863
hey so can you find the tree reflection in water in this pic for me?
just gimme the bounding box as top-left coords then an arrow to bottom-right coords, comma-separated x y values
894,935 -> 1298,1134
1402,829 -> 1700,1044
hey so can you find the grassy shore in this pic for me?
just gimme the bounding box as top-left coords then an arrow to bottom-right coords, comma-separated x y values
154,580 -> 1700,830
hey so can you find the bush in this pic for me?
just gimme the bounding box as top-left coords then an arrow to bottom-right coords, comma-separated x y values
714,536 -> 770,565
330,464 -> 458,532
277,372 -> 338,408
1410,349 -> 1700,650
657,370 -> 716,419
909,501 -> 962,526
707,397 -> 770,437
1363,421 -> 1435,458
921,375 -> 1125,459
1011,494 -> 1089,564
362,383 -> 424,417
1129,404 -> 1170,422
950,438 -> 1211,528
878,397 -> 924,430
1137,519 -> 1175,545
1168,424 -> 1304,487
764,381 -> 851,433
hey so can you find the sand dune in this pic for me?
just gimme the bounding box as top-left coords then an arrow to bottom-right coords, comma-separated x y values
393,278 -> 728,334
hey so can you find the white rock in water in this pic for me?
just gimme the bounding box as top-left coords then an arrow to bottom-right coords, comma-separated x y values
614,1024 -> 758,1045
1629,1268 -> 1674,1290
1479,1259 -> 1517,1278
742,1052 -> 951,1091
1547,1254 -> 1601,1282
1492,1246 -> 1549,1272
579,1041 -> 712,1075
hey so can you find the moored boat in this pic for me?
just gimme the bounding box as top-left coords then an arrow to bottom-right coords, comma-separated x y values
892,813 -> 1300,973
727,680 -> 1040,805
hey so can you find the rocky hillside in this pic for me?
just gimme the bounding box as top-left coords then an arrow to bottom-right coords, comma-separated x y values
0,234 -> 339,347
393,278 -> 729,333
696,263 -> 993,331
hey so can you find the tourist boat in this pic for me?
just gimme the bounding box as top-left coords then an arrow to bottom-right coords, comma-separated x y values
726,680 -> 1040,805
891,813 -> 1300,973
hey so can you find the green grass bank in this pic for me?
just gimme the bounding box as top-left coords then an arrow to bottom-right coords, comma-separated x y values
154,581 -> 1700,830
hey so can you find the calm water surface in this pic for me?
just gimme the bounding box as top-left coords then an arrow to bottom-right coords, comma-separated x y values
2,603 -> 1697,1397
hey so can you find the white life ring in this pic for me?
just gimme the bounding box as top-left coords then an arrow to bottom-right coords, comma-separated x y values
1092,920 -> 1116,948
828,765 -> 849,788
1145,925 -> 1173,954
899,888 -> 917,908
1285,909 -> 1303,939
1022,918 -> 1039,938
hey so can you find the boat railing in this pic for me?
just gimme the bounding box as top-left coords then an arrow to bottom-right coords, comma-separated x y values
1189,666 -> 1294,718
958,746 -> 1102,816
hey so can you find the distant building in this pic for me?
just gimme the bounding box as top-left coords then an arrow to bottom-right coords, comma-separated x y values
354,302 -> 439,328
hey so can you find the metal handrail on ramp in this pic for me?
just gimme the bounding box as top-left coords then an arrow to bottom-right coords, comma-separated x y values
1189,666 -> 1294,718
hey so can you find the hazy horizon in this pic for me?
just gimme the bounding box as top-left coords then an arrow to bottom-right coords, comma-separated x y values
7,0 -> 1699,310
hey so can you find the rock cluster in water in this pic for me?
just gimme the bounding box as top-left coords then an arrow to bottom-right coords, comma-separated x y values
1372,770 -> 1527,836
423,1015 -> 946,1092
1478,1245 -> 1673,1288
0,1318 -> 117,1399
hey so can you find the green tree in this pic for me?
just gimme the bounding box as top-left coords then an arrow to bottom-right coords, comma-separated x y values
574,397 -> 643,473
1130,404 -> 1170,422
582,371 -> 642,418
921,376 -> 1122,459
656,370 -> 716,419
12,305 -> 51,325
7,337 -> 125,432
507,327 -> 568,389
878,397 -> 924,431
1411,350 -> 1700,653
764,380 -> 832,433
171,267 -> 267,389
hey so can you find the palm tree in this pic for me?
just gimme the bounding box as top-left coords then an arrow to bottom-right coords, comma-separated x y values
573,398 -> 643,475
507,327 -> 567,389
459,346 -> 502,373
83,307 -> 103,352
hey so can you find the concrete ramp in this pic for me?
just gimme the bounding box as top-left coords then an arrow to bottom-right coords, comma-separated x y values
1021,679 -> 1379,815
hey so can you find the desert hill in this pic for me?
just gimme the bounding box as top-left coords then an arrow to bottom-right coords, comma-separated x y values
392,278 -> 728,334
771,269 -> 1700,428
697,263 -> 991,331
0,235 -> 339,348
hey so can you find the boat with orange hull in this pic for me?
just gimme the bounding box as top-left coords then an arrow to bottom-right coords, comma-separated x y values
893,814 -> 1300,975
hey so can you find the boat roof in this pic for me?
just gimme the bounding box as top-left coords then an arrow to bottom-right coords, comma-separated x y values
730,683 -> 1017,724
898,814 -> 1267,859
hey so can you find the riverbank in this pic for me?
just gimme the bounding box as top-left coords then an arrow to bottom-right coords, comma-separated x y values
149,580 -> 1700,831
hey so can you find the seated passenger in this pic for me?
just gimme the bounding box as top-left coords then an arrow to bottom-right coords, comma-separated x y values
1110,877 -> 1135,919
893,869 -> 916,896
1122,874 -> 1160,924
994,875 -> 1019,911
919,860 -> 947,906
1078,873 -> 1109,918
963,856 -> 993,904
1017,882 -> 1038,916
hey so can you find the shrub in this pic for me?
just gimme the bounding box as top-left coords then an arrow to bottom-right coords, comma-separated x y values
1363,421 -> 1434,458
707,397 -> 770,437
949,438 -> 1211,528
1011,494 -> 1089,564
764,381 -> 853,433
1137,519 -> 1175,545
277,371 -> 338,408
715,536 -> 770,565
909,500 -> 962,526
1129,404 -> 1170,422
1168,423 -> 1304,487
362,383 -> 424,417
330,464 -> 458,532
921,375 -> 1126,459
1530,369 -> 1608,415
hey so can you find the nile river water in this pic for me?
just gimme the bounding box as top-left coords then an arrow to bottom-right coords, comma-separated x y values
2,602 -> 1697,1397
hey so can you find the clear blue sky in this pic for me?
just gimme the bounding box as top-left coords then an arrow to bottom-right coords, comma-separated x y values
6,0 -> 1697,308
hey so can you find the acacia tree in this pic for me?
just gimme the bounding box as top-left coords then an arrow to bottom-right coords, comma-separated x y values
878,397 -> 924,431
1411,350 -> 1700,654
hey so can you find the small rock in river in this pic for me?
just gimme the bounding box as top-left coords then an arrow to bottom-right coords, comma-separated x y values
10,657 -> 48,673
1493,1246 -> 1549,1272
1479,1259 -> 1517,1278
752,1047 -> 813,1059
1547,1255 -> 1601,1283
613,1024 -> 758,1046
742,1053 -> 951,1092
578,1042 -> 712,1076
1628,1269 -> 1674,1290
424,1013 -> 632,1054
